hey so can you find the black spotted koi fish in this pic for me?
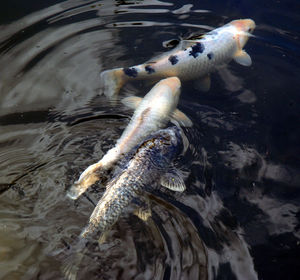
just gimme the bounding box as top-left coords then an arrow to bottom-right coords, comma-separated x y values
100,19 -> 255,97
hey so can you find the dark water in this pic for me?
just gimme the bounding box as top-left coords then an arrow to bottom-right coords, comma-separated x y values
0,0 -> 299,279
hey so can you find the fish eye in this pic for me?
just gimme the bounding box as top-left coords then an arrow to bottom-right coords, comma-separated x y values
160,135 -> 171,145
164,135 -> 171,142
248,28 -> 253,33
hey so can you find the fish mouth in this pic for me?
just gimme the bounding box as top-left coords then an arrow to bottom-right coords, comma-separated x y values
230,19 -> 256,49
231,19 -> 256,34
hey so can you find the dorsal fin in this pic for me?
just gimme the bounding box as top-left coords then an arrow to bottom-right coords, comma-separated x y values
162,39 -> 180,49
145,36 -> 201,64
178,40 -> 198,50
183,33 -> 205,41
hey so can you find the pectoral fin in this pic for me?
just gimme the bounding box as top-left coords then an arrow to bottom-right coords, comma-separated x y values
171,109 -> 193,127
233,50 -> 252,66
133,197 -> 152,221
184,33 -> 204,41
195,74 -> 211,92
98,231 -> 109,244
121,96 -> 142,110
160,168 -> 186,192
134,206 -> 152,222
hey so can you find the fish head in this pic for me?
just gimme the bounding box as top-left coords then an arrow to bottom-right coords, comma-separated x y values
229,19 -> 256,49
152,77 -> 181,108
151,126 -> 183,166
162,77 -> 181,100
147,77 -> 181,118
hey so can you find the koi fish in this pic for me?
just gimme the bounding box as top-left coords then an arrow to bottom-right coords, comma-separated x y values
67,77 -> 191,200
63,126 -> 186,280
100,19 -> 255,97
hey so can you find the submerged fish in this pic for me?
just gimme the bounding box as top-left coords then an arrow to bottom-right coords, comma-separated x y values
67,77 -> 192,200
100,19 -> 256,97
63,126 -> 186,279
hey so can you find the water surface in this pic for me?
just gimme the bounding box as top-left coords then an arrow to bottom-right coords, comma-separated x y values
0,1 -> 299,279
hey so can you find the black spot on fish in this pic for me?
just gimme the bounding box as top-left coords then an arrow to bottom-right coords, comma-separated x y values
145,65 -> 155,74
168,55 -> 179,65
189,42 -> 205,58
123,67 -> 138,77
207,52 -> 214,60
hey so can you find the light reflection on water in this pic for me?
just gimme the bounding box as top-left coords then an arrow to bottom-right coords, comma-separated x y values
0,0 -> 300,279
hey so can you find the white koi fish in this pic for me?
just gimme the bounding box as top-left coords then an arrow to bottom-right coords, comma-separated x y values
100,19 -> 255,97
67,77 -> 191,200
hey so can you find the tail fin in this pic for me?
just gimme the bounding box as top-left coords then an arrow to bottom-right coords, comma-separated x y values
100,68 -> 125,98
67,162 -> 104,200
67,146 -> 120,200
62,256 -> 80,280
61,239 -> 87,280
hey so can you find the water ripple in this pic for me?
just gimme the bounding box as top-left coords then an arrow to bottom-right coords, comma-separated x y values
0,0 -> 299,279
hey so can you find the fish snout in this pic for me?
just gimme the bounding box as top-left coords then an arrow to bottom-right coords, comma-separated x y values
231,19 -> 256,49
231,19 -> 256,33
162,77 -> 181,97
243,19 -> 256,34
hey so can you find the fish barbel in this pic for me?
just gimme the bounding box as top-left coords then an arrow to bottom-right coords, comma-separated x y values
100,19 -> 256,97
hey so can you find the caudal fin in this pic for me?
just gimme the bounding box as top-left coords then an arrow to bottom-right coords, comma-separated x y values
100,68 -> 126,98
62,256 -> 80,280
61,239 -> 87,280
67,162 -> 104,200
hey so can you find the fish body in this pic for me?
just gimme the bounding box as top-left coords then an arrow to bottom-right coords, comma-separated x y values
63,126 -> 185,279
81,126 -> 183,238
67,77 -> 191,200
100,19 -> 256,97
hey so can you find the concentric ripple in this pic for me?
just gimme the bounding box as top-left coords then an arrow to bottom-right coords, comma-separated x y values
1,0 -> 300,280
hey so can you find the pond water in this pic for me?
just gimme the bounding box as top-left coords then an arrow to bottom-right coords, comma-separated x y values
0,1 -> 299,279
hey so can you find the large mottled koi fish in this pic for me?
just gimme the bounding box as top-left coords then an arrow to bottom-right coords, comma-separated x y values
67,77 -> 191,200
63,126 -> 186,280
100,19 -> 255,97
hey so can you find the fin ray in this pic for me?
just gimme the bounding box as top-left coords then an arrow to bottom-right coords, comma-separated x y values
98,231 -> 109,244
233,50 -> 252,66
121,96 -> 142,110
133,197 -> 152,221
171,109 -> 193,127
162,38 -> 180,49
160,168 -> 186,192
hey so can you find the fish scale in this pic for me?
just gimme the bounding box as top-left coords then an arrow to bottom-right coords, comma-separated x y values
67,77 -> 192,201
100,19 -> 255,97
62,127 -> 186,280
173,34 -> 236,79
81,136 -> 170,239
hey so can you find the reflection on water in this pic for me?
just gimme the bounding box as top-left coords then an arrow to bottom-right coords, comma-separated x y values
0,0 -> 300,279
